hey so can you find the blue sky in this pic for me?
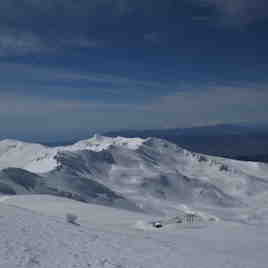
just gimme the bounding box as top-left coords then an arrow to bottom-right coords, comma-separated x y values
0,0 -> 268,141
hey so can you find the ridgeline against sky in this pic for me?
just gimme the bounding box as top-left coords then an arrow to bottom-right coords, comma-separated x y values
0,0 -> 267,141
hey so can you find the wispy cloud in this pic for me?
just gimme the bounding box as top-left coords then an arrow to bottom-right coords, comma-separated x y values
1,80 -> 268,140
0,0 -> 266,57
0,93 -> 147,140
0,28 -> 101,56
0,1 -> 166,55
146,85 -> 268,127
0,62 -> 174,100
144,32 -> 162,44
195,0 -> 268,25
0,30 -> 52,56
0,0 -> 134,56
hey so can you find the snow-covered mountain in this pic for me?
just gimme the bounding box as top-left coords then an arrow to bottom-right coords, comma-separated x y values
1,136 -> 268,267
1,135 -> 268,216
0,135 -> 144,173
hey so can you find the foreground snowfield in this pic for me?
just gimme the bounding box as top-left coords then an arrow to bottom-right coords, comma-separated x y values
1,194 -> 268,268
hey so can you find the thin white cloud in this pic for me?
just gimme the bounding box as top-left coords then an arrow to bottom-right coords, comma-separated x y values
0,30 -> 52,56
146,85 -> 268,127
0,62 -> 171,95
1,84 -> 268,140
195,0 -> 268,24
144,32 -> 161,43
0,93 -> 147,139
0,0 -> 134,55
0,0 -> 265,57
0,29 -> 101,56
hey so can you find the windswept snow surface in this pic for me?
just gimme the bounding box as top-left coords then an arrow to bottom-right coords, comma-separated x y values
1,195 -> 268,268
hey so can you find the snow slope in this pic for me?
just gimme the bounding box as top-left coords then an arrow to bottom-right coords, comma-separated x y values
0,135 -> 145,173
1,135 -> 268,217
1,132 -> 268,267
1,194 -> 268,268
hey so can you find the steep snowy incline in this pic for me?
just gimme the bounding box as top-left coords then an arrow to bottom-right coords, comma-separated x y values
0,166 -> 141,213
43,137 -> 268,212
135,139 -> 268,199
0,139 -> 56,173
0,135 -> 145,173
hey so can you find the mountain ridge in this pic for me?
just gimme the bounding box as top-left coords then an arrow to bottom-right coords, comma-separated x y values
1,135 -> 268,216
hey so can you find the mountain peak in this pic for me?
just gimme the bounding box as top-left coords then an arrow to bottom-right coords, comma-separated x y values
70,135 -> 146,152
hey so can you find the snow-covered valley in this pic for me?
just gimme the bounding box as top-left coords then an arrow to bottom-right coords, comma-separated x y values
1,135 -> 268,267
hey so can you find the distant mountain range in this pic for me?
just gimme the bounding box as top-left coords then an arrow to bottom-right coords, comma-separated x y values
1,135 -> 268,216
104,124 -> 268,162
